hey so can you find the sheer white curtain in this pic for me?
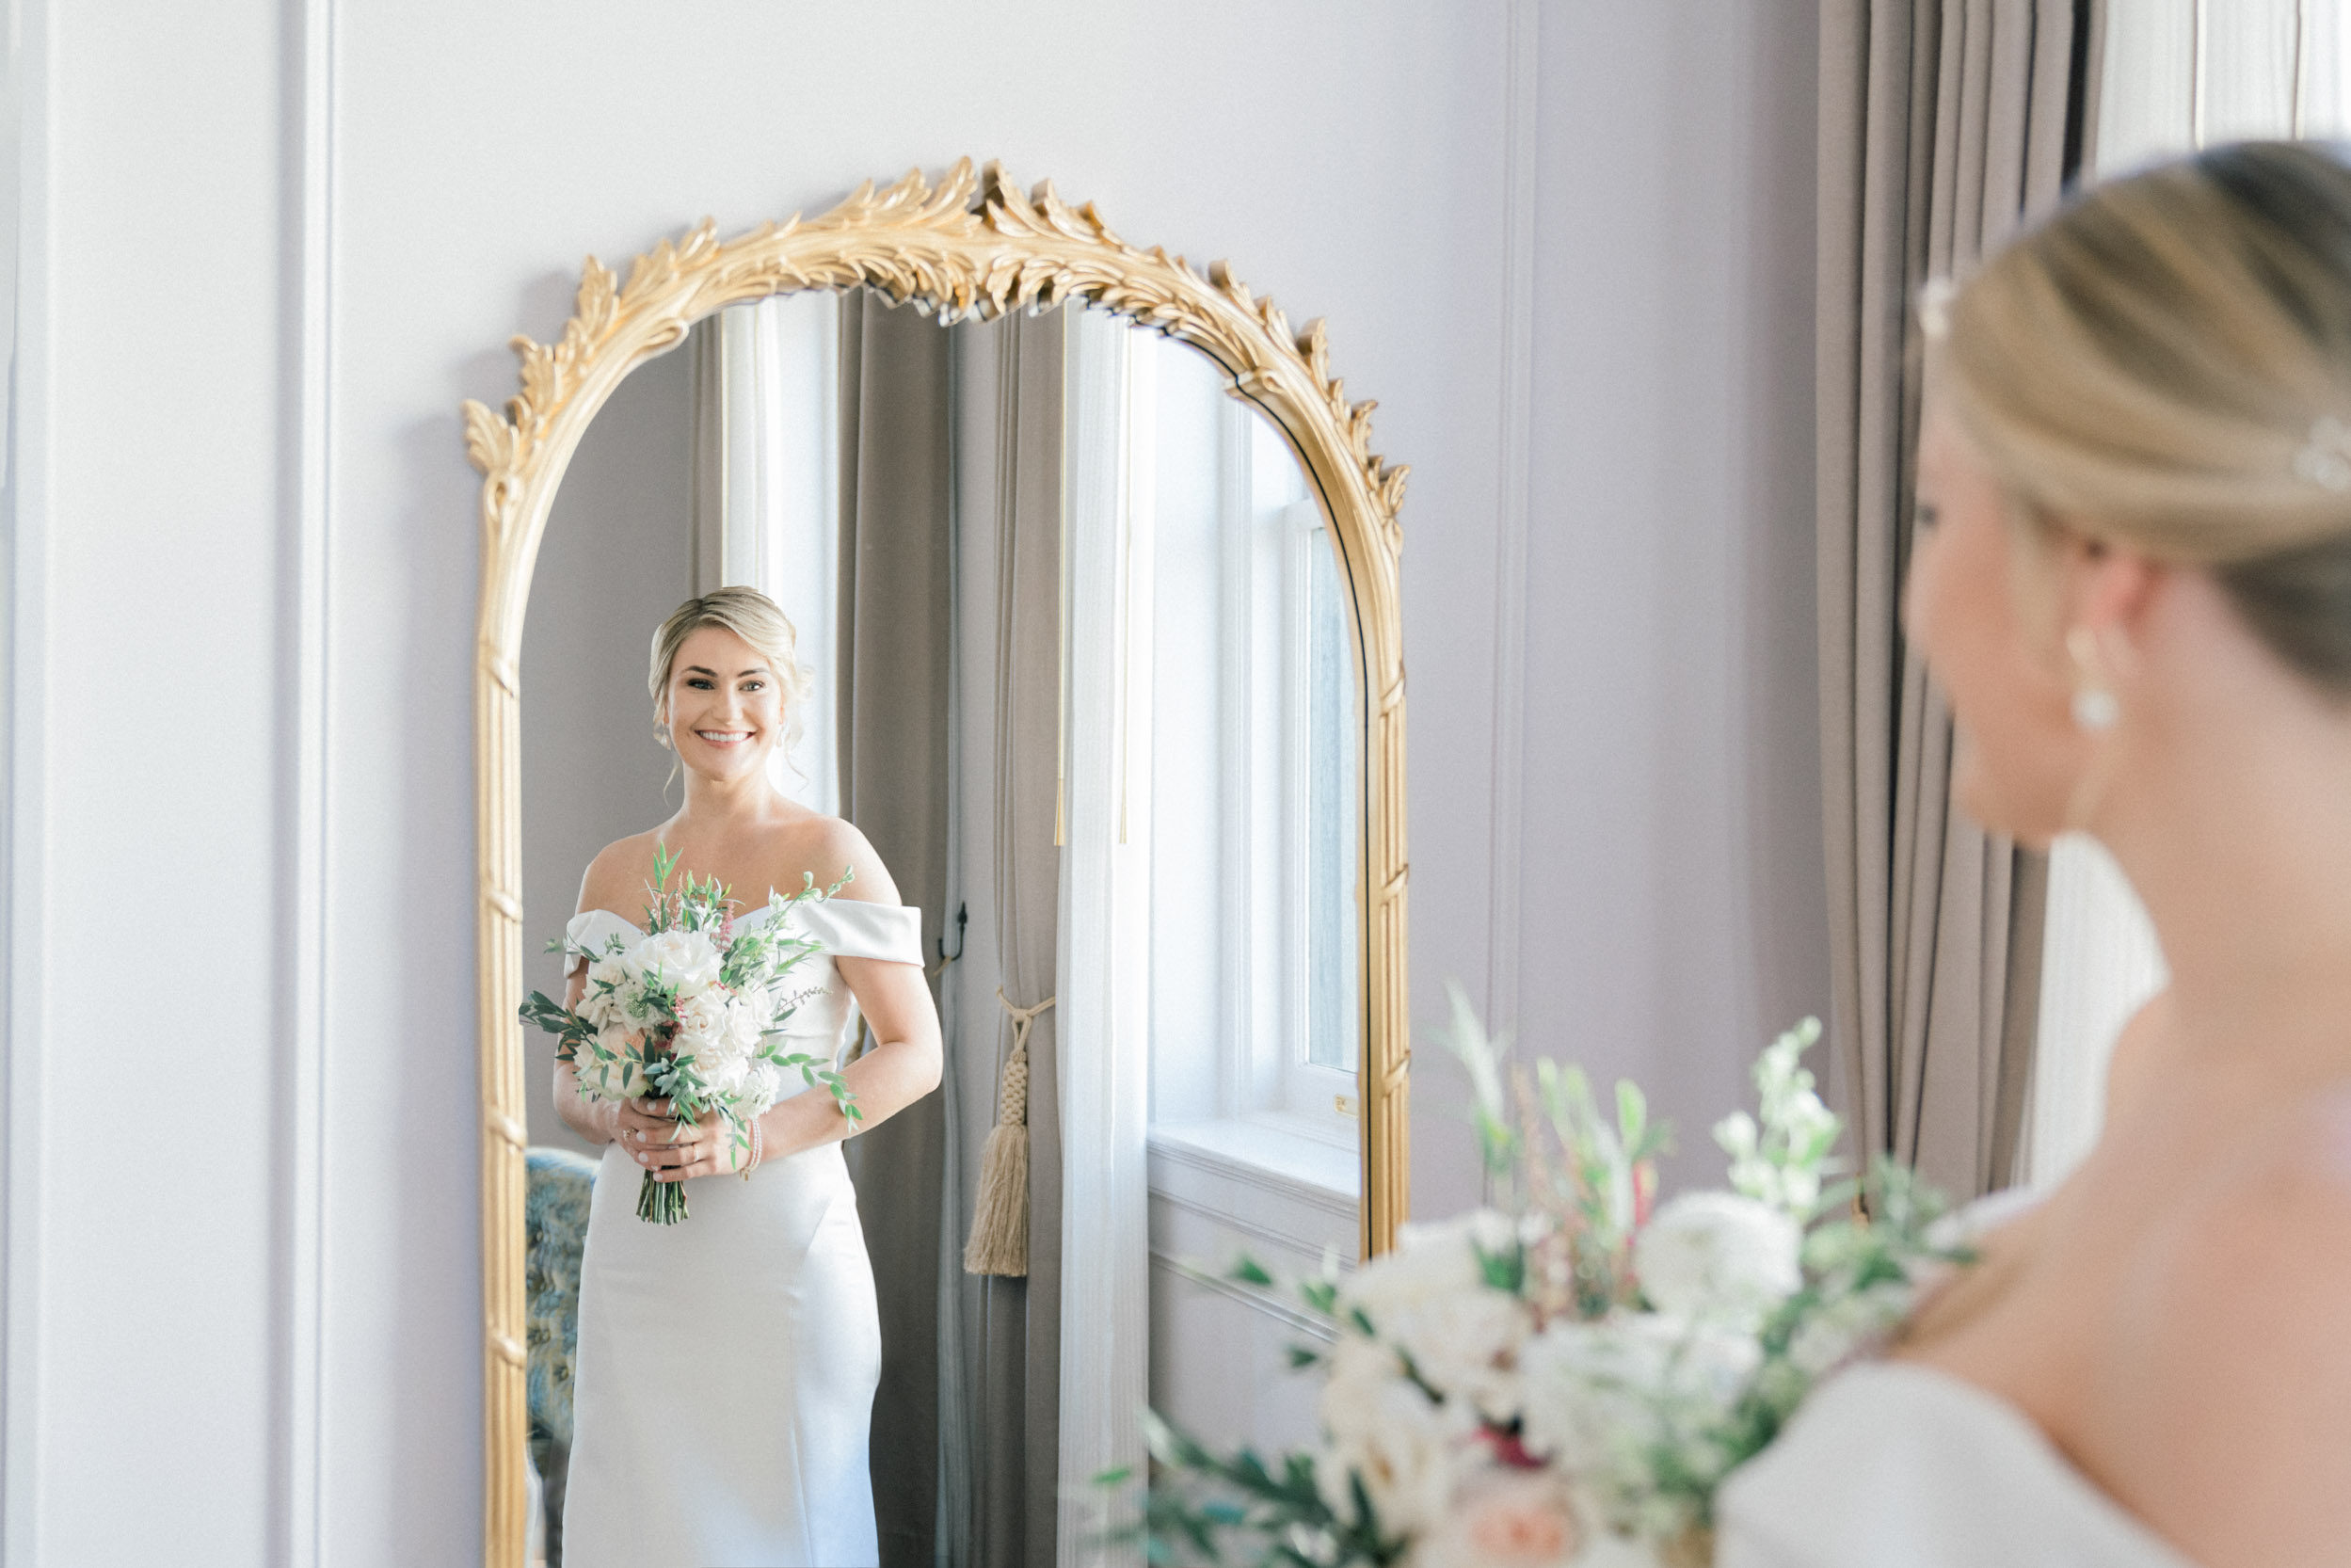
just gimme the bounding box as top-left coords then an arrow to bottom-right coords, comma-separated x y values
1054,307 -> 1148,1568
692,293 -> 841,813
2026,0 -> 2351,1186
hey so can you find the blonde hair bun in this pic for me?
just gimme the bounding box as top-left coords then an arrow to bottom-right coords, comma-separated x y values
1936,140 -> 2351,692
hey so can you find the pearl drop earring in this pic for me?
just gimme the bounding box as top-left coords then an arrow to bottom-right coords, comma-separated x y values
2065,627 -> 2119,732
655,721 -> 673,749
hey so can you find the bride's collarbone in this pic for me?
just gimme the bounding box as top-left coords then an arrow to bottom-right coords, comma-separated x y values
1902,1101 -> 2300,1391
638,823 -> 852,910
1903,1150 -> 2161,1351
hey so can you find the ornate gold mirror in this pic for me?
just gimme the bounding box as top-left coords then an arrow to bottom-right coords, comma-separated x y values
464,160 -> 1407,1568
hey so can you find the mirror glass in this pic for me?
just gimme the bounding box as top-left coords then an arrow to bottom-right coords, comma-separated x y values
517,288 -> 1361,1567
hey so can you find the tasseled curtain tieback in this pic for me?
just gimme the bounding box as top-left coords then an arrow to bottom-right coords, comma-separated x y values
963,987 -> 1053,1277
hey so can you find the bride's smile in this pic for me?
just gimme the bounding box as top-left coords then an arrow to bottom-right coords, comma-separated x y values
663,628 -> 789,783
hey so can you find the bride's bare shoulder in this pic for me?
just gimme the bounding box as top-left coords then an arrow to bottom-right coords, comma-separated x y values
576,829 -> 664,916
2089,1087 -> 2351,1565
763,812 -> 899,906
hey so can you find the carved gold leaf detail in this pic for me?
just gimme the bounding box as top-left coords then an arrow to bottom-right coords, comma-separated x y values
461,159 -> 1408,547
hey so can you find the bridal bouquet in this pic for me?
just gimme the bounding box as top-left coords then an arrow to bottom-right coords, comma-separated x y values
520,847 -> 861,1224
1142,989 -> 1966,1568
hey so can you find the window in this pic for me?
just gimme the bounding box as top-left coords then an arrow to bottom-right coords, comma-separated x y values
696,293 -> 840,815
1107,328 -> 1363,1182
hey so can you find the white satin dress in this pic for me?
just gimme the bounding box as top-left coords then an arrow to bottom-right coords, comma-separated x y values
558,897 -> 922,1568
1714,1189 -> 2198,1568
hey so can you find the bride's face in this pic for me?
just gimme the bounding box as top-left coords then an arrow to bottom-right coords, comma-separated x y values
661,625 -> 787,785
1904,406 -> 2090,846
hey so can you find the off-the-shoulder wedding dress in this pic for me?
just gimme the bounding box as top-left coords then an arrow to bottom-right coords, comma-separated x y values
1713,1361 -> 2198,1566
1714,1189 -> 2197,1568
557,896 -> 921,1568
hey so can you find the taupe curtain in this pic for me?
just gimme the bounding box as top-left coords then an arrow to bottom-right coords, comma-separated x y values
688,316 -> 727,595
937,306 -> 1066,1568
837,290 -> 955,1568
1816,0 -> 2098,1199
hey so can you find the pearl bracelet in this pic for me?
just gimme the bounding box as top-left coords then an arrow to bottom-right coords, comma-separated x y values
741,1116 -> 764,1180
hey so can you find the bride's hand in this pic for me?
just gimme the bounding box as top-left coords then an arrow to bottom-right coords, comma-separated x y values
617,1097 -> 743,1181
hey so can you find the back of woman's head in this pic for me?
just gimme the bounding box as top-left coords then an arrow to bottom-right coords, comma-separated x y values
1935,139 -> 2351,692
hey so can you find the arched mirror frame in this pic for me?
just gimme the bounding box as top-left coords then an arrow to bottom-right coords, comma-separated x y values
462,159 -> 1409,1566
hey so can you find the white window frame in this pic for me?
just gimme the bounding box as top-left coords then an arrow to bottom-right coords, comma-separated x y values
1115,328 -> 1359,1205
1278,499 -> 1360,1140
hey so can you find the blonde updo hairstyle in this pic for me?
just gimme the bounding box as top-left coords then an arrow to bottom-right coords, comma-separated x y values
1931,140 -> 2351,693
648,586 -> 816,765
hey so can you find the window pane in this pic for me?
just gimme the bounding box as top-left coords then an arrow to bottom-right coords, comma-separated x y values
1306,525 -> 1358,1073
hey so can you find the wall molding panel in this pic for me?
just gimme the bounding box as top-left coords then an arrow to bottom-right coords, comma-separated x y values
4,1 -> 56,1558
1485,0 -> 1540,1045
278,0 -> 338,1562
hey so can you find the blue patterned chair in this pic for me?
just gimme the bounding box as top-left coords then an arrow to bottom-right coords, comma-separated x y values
526,1146 -> 598,1566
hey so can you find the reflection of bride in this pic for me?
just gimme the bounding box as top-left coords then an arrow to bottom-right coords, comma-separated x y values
554,587 -> 942,1568
1719,144 -> 2351,1565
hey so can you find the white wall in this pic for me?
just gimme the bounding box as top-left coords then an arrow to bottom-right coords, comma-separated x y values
3,0 -> 1826,1560
1506,2 -> 1830,1192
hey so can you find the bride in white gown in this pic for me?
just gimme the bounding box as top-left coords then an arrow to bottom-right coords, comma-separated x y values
552,588 -> 942,1568
1715,142 -> 2351,1567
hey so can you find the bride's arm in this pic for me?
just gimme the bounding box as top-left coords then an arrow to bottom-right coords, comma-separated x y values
758,834 -> 942,1160
552,963 -> 625,1146
551,847 -> 635,1147
760,952 -> 942,1157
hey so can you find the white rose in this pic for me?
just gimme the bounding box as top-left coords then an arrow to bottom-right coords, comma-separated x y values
1337,1208 -> 1533,1422
1399,1288 -> 1532,1424
629,929 -> 723,996
673,993 -> 756,1095
1341,1208 -> 1520,1325
724,994 -> 769,1052
705,1056 -> 751,1098
672,990 -> 725,1041
1632,1192 -> 1801,1327
1516,1315 -> 1757,1476
1314,1368 -> 1470,1538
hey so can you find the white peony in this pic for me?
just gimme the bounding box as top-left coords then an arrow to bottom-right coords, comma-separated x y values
724,993 -> 770,1052
737,1061 -> 784,1116
1316,1340 -> 1473,1538
1516,1315 -> 1758,1477
672,990 -> 728,1047
1631,1192 -> 1801,1327
1337,1208 -> 1534,1421
629,929 -> 723,996
577,956 -> 636,1031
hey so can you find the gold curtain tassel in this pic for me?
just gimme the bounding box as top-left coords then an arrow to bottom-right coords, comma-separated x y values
962,988 -> 1055,1276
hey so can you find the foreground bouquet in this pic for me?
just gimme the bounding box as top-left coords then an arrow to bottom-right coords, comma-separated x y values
520,847 -> 861,1224
1142,987 -> 1967,1568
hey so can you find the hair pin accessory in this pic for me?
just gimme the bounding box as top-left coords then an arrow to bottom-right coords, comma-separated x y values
2294,416 -> 2351,492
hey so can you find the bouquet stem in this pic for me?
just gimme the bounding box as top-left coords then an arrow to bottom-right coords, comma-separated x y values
636,1169 -> 689,1224
634,1097 -> 694,1224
